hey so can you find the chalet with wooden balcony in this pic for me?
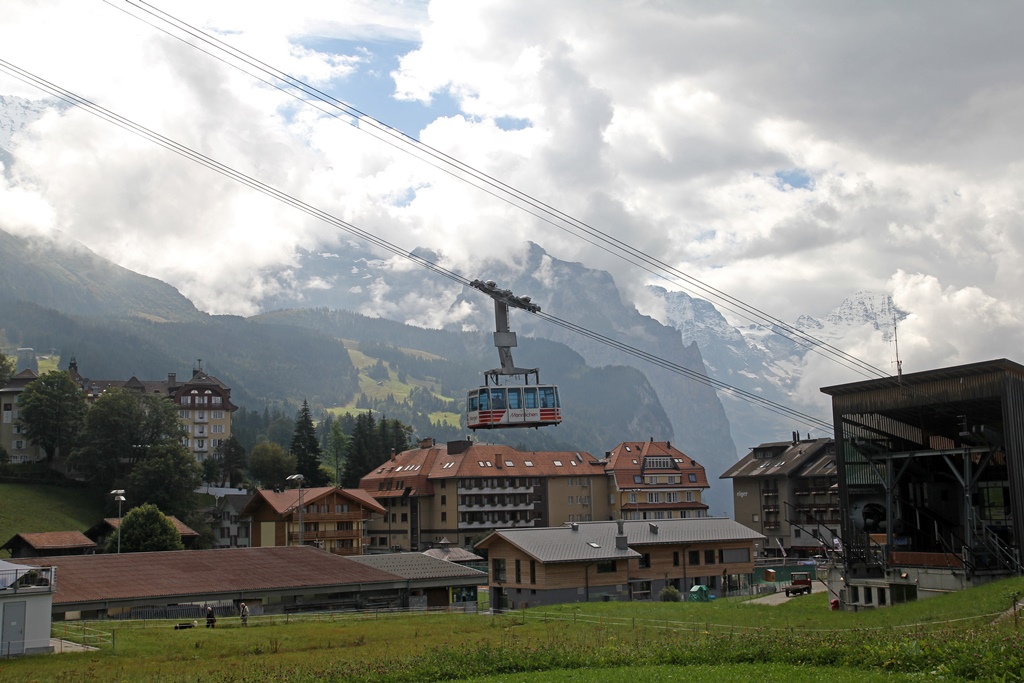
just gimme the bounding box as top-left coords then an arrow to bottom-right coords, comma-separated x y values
241,487 -> 385,556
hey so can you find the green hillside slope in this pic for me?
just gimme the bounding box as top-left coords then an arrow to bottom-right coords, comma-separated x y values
0,483 -> 105,543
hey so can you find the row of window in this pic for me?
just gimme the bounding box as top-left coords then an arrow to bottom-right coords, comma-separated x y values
182,424 -> 225,435
179,394 -> 224,405
625,491 -> 696,504
633,473 -> 699,484
619,510 -> 706,520
178,410 -> 226,420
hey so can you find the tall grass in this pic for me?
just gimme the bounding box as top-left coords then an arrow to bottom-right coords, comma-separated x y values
6,576 -> 1024,682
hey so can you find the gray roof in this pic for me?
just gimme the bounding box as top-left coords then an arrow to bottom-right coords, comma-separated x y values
347,553 -> 487,581
479,518 -> 763,563
719,438 -> 833,480
422,546 -> 484,563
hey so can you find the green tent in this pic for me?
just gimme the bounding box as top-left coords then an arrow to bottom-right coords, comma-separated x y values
688,584 -> 710,602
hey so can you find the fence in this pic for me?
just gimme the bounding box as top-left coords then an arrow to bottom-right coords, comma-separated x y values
50,622 -> 113,652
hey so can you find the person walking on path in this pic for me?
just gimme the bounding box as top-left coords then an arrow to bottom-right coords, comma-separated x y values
239,602 -> 249,627
205,605 -> 216,628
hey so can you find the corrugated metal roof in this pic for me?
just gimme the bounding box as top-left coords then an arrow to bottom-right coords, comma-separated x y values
478,518 -> 760,563
347,553 -> 486,580
9,546 -> 400,606
720,438 -> 833,479
1,531 -> 95,551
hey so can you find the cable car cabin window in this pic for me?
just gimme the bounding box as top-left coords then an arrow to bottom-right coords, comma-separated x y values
524,388 -> 538,409
540,387 -> 558,408
468,392 -> 479,412
507,388 -> 523,409
478,391 -> 490,410
490,388 -> 506,410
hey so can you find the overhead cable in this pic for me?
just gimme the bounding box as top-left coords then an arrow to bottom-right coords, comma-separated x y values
0,58 -> 833,432
107,0 -> 891,383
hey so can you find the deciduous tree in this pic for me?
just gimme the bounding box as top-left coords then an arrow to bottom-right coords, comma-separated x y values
70,388 -> 183,489
108,503 -> 183,553
248,441 -> 295,489
18,371 -> 87,463
0,350 -> 14,387
126,443 -> 202,519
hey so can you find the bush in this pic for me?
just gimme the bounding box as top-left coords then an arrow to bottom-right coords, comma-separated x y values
659,586 -> 681,602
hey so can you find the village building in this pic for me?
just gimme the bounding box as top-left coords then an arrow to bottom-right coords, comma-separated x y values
240,487 -> 384,555
207,492 -> 253,549
476,518 -> 762,610
0,369 -> 47,465
358,438 -> 613,551
720,436 -> 839,558
358,438 -> 712,552
604,440 -> 711,520
9,546 -> 484,620
1,532 -> 96,559
1,359 -> 238,468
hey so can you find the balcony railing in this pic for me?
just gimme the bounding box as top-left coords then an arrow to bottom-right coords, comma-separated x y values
0,566 -> 56,594
289,511 -> 365,523
289,529 -> 362,542
458,484 -> 534,495
460,519 -> 537,529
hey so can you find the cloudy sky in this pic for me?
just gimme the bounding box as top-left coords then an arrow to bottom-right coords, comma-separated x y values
2,0 -> 1023,395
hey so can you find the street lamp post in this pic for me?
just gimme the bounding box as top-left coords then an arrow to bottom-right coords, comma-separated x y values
286,474 -> 305,546
110,489 -> 125,553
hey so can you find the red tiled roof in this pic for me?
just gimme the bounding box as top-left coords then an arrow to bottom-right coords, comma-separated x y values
606,440 -> 710,489
10,546 -> 400,606
359,441 -> 600,497
2,531 -> 95,551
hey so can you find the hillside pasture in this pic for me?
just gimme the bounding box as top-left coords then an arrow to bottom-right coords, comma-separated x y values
0,483 -> 104,542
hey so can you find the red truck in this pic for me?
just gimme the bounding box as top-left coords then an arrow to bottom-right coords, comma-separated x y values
784,571 -> 813,597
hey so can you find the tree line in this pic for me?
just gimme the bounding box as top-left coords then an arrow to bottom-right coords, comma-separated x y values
0,350 -> 412,551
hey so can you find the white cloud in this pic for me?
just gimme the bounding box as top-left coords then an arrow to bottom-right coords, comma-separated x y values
1,0 -> 1022,394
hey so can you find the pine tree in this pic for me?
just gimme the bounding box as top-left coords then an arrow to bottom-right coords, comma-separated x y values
290,400 -> 327,486
342,411 -> 380,487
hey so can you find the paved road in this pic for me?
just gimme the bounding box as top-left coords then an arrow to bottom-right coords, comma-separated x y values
747,591 -> 794,605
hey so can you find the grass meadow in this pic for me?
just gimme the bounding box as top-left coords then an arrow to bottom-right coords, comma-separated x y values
5,576 -> 1024,682
0,483 -> 103,542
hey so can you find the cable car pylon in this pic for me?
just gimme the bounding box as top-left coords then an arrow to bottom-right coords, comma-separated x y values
466,279 -> 562,430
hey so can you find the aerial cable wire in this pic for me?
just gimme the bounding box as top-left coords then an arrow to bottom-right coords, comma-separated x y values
0,57 -> 833,432
107,0 -> 890,383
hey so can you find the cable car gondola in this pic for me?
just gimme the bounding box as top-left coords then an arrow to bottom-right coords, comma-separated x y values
466,279 -> 562,430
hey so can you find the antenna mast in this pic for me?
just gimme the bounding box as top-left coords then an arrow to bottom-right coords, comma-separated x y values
893,312 -> 902,383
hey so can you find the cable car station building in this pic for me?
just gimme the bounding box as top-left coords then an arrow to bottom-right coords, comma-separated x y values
821,359 -> 1024,609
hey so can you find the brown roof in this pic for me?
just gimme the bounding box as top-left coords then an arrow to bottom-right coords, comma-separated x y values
243,487 -> 385,517
102,515 -> 200,538
1,531 -> 95,551
10,546 -> 401,606
358,440 -> 601,497
605,440 -> 710,490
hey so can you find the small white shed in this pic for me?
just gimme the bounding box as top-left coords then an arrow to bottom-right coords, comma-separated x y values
0,559 -> 55,656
